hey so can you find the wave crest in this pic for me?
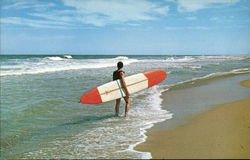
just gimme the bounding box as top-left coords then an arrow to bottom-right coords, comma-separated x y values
113,56 -> 129,60
0,56 -> 139,77
63,55 -> 72,59
46,57 -> 64,61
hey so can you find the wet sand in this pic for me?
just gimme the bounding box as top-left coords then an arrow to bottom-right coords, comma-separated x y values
240,79 -> 250,88
135,79 -> 250,159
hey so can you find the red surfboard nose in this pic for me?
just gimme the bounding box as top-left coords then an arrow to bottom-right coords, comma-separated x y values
80,88 -> 102,104
143,69 -> 167,88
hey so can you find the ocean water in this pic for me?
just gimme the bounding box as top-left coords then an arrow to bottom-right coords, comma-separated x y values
0,54 -> 250,159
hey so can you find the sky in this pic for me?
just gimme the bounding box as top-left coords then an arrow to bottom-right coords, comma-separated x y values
1,0 -> 250,55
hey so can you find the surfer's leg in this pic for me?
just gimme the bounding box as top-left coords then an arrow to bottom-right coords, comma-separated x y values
124,98 -> 131,117
115,98 -> 121,116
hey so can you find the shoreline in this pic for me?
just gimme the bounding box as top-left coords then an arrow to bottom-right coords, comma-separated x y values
135,77 -> 250,159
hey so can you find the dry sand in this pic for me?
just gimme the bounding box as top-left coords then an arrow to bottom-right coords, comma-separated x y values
135,80 -> 250,159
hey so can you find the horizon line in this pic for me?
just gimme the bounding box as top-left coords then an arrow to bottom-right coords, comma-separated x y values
1,53 -> 250,56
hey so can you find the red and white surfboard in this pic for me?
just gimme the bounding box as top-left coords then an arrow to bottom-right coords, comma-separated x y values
80,69 -> 167,104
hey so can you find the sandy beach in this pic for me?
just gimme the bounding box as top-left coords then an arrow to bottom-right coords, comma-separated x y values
135,78 -> 250,159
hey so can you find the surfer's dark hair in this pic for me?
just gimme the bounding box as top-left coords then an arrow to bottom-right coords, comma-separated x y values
117,61 -> 123,69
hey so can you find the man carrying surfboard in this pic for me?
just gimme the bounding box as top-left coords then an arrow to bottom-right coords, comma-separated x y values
113,62 -> 131,117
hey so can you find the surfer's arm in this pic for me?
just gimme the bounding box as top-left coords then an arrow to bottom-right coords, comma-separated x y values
120,72 -> 130,96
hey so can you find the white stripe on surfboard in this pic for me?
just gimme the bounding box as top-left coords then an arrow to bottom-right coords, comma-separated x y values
97,73 -> 148,102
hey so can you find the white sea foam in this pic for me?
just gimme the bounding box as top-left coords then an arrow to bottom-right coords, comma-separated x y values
199,67 -> 250,79
128,86 -> 172,159
3,55 -> 247,77
63,55 -> 72,59
0,56 -> 139,77
196,55 -> 249,61
113,56 -> 129,60
22,86 -> 172,159
46,56 -> 64,61
136,56 -> 195,63
159,55 -> 249,70
188,65 -> 202,69
163,55 -> 248,64
165,56 -> 195,63
231,68 -> 250,73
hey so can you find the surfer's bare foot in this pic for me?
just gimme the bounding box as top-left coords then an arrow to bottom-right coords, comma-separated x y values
125,112 -> 128,117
